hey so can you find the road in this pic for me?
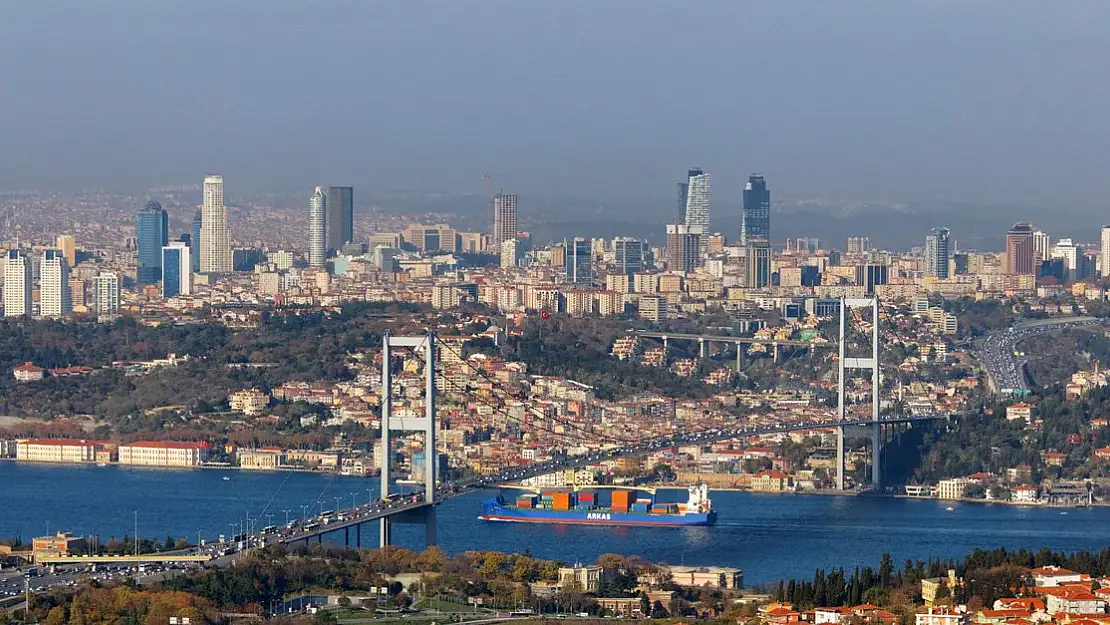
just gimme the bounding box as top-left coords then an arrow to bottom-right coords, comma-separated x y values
978,317 -> 1100,394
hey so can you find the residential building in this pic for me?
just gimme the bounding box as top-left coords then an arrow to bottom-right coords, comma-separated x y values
1012,485 -> 1038,503
597,291 -> 623,317
326,185 -> 354,252
566,237 -> 592,284
1042,586 -> 1105,614
1102,226 -> 1110,279
751,469 -> 791,492
666,223 -> 702,272
847,237 -> 870,254
229,389 -> 271,416
118,441 -> 210,467
746,239 -> 772,289
924,228 -> 951,279
936,477 -> 972,500
3,250 -> 32,316
309,186 -> 327,267
1030,565 -> 1085,587
55,234 -> 76,267
638,295 -> 667,322
915,607 -> 968,625
40,248 -> 72,317
161,242 -> 191,297
200,174 -> 232,273
742,174 -> 771,246
493,192 -> 517,250
92,273 -> 120,315
13,362 -> 44,381
136,201 -> 169,284
1005,222 -> 1035,275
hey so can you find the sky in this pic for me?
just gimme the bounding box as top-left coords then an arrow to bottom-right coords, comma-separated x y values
1,1 -> 1108,208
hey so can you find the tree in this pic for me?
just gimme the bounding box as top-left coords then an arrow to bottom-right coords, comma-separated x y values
44,607 -> 67,625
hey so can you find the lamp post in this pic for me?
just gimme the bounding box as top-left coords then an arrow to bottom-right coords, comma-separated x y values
300,505 -> 309,521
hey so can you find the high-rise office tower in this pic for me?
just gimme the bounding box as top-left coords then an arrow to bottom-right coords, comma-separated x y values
742,174 -> 771,246
924,227 -> 951,278
190,210 -> 202,273
677,168 -> 703,224
309,186 -> 327,267
3,250 -> 32,317
92,273 -> 120,315
565,237 -> 592,284
666,224 -> 703,273
200,175 -> 232,273
1033,230 -> 1050,263
136,201 -> 169,285
55,235 -> 76,268
613,237 -> 645,275
326,186 -> 354,252
682,169 -> 710,254
1101,227 -> 1110,279
1005,222 -> 1035,275
493,193 -> 518,250
1052,238 -> 1082,281
162,242 -> 192,298
746,240 -> 771,289
40,248 -> 72,317
855,263 -> 889,294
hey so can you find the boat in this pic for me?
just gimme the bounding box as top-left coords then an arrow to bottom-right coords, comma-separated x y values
479,484 -> 716,527
945,506 -> 954,511
96,462 -> 107,467
222,476 -> 231,481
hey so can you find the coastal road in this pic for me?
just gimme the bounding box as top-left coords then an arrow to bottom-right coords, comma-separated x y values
978,317 -> 1100,394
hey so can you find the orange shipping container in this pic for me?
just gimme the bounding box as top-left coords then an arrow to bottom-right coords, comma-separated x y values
611,491 -> 632,506
552,493 -> 571,510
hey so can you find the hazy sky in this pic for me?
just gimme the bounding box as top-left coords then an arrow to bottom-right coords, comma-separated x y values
1,1 -> 1108,207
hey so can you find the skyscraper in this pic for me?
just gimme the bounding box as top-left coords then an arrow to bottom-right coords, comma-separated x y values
92,273 -> 120,315
924,227 -> 950,279
493,193 -> 517,251
1101,227 -> 1110,280
677,168 -> 703,224
1033,230 -> 1050,263
55,234 -> 76,268
136,201 -> 169,285
326,186 -> 354,252
309,186 -> 327,267
1005,222 -> 1035,275
40,248 -> 72,317
162,242 -> 192,298
190,210 -> 202,273
746,240 -> 771,289
3,250 -> 32,317
666,224 -> 703,273
742,175 -> 771,246
565,237 -> 592,284
200,175 -> 232,273
613,237 -> 645,275
682,170 -> 710,254
846,237 -> 871,255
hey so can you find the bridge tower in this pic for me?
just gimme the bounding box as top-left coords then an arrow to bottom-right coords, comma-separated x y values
379,331 -> 438,548
836,297 -> 882,491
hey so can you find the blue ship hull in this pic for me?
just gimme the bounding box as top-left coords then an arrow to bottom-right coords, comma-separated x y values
479,500 -> 716,527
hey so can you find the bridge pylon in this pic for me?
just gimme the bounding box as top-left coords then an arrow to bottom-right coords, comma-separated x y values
380,330 -> 438,548
836,297 -> 882,491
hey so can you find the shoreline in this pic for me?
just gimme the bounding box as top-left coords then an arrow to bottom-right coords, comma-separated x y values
0,457 -> 375,478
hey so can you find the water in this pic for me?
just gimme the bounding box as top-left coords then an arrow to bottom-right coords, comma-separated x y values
4,462 -> 1110,585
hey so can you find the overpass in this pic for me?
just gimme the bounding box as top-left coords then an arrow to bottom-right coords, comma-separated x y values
629,330 -> 832,367
35,554 -> 210,565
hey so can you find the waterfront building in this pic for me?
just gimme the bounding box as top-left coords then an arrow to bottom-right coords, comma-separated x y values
92,273 -> 120,315
200,174 -> 232,273
924,228 -> 950,279
493,192 -> 517,251
118,441 -> 209,467
742,174 -> 771,246
40,248 -> 72,317
237,448 -> 284,470
935,477 -> 971,500
33,532 -> 87,560
16,439 -> 104,464
136,201 -> 169,284
309,186 -> 327,267
1005,222 -> 1035,275
3,250 -> 32,317
326,185 -> 354,252
161,242 -> 191,298
683,169 -> 711,254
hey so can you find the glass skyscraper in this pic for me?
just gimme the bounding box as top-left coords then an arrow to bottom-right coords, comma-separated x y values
136,201 -> 169,285
924,227 -> 951,278
162,243 -> 191,298
742,174 -> 771,246
326,186 -> 354,252
190,210 -> 202,273
682,169 -> 711,255
677,168 -> 703,224
565,237 -> 592,284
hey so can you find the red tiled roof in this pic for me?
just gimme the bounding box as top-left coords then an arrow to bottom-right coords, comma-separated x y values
124,441 -> 210,449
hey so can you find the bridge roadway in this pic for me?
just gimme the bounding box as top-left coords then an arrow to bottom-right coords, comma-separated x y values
256,414 -> 945,549
631,329 -> 828,348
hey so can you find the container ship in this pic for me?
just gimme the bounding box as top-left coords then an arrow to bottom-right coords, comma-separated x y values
479,484 -> 716,527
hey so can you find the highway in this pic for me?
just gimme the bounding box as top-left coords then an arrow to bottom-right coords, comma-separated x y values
978,317 -> 1100,394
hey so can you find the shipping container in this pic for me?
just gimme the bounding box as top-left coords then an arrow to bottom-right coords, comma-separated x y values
611,490 -> 632,506
551,492 -> 572,510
